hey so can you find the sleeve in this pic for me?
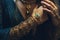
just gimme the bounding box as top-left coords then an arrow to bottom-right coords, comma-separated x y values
0,0 -> 37,40
0,28 -> 11,40
0,5 -> 12,40
0,0 -> 11,40
9,17 -> 38,40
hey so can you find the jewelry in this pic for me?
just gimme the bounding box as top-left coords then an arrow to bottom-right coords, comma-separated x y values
35,13 -> 40,19
26,4 -> 31,15
20,0 -> 36,15
33,13 -> 41,24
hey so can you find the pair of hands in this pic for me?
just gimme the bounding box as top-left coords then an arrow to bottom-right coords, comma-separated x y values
32,0 -> 59,24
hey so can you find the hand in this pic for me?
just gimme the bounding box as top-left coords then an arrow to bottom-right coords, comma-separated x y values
32,6 -> 48,24
41,0 -> 60,26
41,0 -> 58,17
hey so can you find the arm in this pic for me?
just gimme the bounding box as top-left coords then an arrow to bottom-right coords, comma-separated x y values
9,5 -> 48,40
0,1 -> 36,40
9,17 -> 38,40
0,1 -> 37,40
9,12 -> 48,40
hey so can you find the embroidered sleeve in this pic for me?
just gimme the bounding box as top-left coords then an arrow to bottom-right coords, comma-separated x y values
9,17 -> 37,40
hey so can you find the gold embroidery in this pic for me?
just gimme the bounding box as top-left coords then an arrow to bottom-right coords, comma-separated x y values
9,17 -> 37,40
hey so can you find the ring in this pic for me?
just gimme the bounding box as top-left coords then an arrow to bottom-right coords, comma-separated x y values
35,13 -> 40,18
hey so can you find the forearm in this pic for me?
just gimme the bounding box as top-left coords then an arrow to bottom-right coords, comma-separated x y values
9,17 -> 37,40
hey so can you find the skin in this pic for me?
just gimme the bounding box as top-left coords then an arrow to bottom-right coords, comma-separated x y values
9,0 -> 60,39
41,0 -> 58,17
41,0 -> 60,27
16,0 -> 58,23
15,0 -> 48,23
15,0 -> 37,19
15,0 -> 59,26
32,0 -> 59,27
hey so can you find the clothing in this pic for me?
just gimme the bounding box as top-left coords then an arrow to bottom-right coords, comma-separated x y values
0,0 -> 57,40
0,0 -> 24,40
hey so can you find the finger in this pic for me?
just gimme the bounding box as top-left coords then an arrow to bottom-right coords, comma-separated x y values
38,6 -> 43,12
43,8 -> 55,16
38,6 -> 43,9
44,0 -> 57,9
41,1 -> 54,11
32,6 -> 39,17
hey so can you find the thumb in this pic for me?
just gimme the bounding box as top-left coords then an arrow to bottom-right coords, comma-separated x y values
33,6 -> 38,12
38,6 -> 43,14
